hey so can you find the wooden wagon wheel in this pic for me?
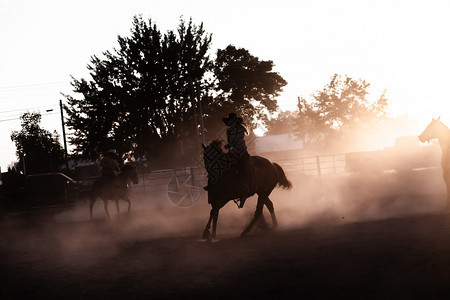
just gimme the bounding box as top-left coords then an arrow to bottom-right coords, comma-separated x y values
167,169 -> 205,208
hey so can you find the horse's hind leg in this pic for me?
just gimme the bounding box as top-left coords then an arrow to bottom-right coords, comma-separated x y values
89,194 -> 97,220
115,199 -> 120,218
265,198 -> 278,230
122,196 -> 131,213
240,197 -> 265,237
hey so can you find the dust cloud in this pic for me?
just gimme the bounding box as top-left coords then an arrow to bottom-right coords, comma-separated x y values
31,152 -> 446,268
3,132 -> 446,263
1,143 -> 448,298
255,116 -> 445,229
2,116 -> 449,297
272,166 -> 445,228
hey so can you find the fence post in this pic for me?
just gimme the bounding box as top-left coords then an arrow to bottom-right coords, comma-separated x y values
316,156 -> 321,177
301,157 -> 305,175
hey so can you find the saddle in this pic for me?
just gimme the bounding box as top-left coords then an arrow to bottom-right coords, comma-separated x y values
204,158 -> 255,190
100,174 -> 125,190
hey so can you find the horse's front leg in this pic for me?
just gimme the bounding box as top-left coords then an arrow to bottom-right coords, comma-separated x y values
122,195 -> 131,213
89,194 -> 97,220
202,208 -> 220,242
211,209 -> 219,241
202,199 -> 227,241
115,199 -> 120,218
240,196 -> 265,237
202,209 -> 214,240
103,199 -> 111,220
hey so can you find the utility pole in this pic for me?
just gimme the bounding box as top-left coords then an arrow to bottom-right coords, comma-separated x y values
59,100 -> 69,171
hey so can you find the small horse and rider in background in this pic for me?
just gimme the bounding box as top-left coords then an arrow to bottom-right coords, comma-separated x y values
419,117 -> 450,210
202,113 -> 292,241
90,149 -> 139,219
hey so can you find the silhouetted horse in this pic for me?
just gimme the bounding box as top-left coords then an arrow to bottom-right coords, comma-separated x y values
419,117 -> 450,209
201,140 -> 292,241
90,164 -> 139,219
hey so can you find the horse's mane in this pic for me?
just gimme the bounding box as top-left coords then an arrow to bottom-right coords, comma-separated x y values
439,119 -> 448,126
203,140 -> 230,183
210,139 -> 223,148
203,140 -> 226,156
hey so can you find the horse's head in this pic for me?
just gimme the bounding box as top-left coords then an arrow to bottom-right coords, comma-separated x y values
121,164 -> 139,184
419,117 -> 448,143
202,140 -> 226,169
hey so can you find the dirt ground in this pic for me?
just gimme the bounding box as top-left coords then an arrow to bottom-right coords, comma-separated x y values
2,171 -> 450,299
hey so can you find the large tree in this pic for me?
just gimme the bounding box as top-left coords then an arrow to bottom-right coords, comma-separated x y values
11,112 -> 65,175
65,16 -> 212,165
294,74 -> 388,151
263,110 -> 297,136
64,17 -> 286,167
202,45 -> 287,136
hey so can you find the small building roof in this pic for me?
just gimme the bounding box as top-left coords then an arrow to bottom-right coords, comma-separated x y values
253,133 -> 303,153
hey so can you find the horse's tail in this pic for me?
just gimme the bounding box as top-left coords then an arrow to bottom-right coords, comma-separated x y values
273,163 -> 292,190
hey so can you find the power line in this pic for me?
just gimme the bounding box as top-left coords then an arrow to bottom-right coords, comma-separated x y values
0,112 -> 59,123
0,105 -> 59,115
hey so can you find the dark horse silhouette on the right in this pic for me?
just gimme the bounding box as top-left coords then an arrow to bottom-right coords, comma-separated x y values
419,117 -> 450,210
201,140 -> 292,241
90,164 -> 138,219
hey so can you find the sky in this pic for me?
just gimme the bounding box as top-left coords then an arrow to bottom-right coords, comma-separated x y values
0,0 -> 449,171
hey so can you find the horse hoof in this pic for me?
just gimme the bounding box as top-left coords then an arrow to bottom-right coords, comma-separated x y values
206,236 -> 218,243
257,221 -> 269,231
202,230 -> 211,240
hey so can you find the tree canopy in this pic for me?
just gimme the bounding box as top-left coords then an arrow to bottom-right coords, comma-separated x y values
263,110 -> 297,136
211,45 -> 286,121
65,16 -> 212,165
64,16 -> 286,167
11,112 -> 65,174
293,74 -> 388,151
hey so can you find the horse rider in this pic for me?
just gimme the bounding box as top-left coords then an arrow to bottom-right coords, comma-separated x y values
223,112 -> 254,208
100,149 -> 120,183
